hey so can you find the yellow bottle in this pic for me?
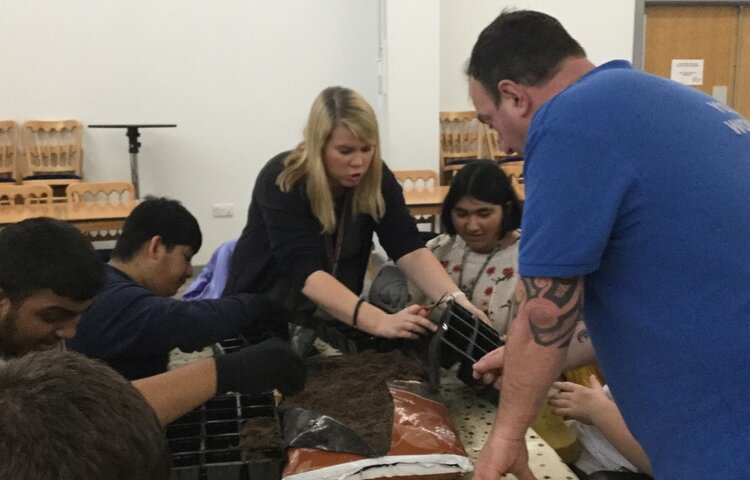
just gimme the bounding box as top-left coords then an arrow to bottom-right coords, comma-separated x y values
531,402 -> 581,464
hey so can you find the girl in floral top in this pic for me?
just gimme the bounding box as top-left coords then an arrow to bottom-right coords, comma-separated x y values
409,160 -> 522,334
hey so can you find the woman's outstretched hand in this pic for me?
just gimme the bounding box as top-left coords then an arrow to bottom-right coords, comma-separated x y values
363,303 -> 438,339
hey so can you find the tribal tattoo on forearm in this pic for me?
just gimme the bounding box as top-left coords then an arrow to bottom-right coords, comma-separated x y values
513,277 -> 583,348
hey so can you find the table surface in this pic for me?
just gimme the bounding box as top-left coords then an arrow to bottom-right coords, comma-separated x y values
0,200 -> 139,226
168,343 -> 577,480
402,186 -> 450,207
439,371 -> 577,480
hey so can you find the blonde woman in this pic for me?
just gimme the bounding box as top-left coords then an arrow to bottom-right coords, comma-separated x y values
224,86 -> 488,341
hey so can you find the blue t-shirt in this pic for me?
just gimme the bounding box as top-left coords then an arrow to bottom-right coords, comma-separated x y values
520,60 -> 750,479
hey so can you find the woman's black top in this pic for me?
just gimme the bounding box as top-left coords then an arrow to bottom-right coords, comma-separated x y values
223,151 -> 424,315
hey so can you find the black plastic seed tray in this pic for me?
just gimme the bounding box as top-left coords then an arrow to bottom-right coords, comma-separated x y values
211,335 -> 251,356
168,392 -> 283,480
415,299 -> 502,393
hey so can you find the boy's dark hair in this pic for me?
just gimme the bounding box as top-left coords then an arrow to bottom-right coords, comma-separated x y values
441,160 -> 522,237
0,218 -> 104,302
111,196 -> 202,260
0,350 -> 170,480
467,9 -> 586,103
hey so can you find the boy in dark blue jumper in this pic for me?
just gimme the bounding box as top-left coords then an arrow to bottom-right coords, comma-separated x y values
0,217 -> 304,426
69,197 -> 288,380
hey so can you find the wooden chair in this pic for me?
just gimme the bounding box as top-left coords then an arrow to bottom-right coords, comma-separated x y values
21,120 -> 83,195
394,169 -> 439,232
499,162 -> 525,201
500,162 -> 524,185
485,124 -> 512,160
0,183 -> 54,205
0,121 -> 20,183
439,111 -> 483,185
393,169 -> 438,190
66,181 -> 135,203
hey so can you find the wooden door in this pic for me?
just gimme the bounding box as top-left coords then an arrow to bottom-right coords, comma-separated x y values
735,9 -> 750,117
644,4 -> 750,118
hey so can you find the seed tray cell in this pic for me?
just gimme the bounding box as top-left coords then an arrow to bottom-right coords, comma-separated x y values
168,392 -> 282,480
212,336 -> 250,356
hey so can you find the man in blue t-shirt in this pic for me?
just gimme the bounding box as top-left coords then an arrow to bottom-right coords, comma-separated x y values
467,9 -> 750,480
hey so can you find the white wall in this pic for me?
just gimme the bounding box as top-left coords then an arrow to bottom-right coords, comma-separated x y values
440,0 -> 637,110
1,1 -> 381,264
383,0 -> 440,171
1,1 -> 640,263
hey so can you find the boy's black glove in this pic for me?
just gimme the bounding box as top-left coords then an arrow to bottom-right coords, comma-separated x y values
215,337 -> 305,395
241,297 -> 291,342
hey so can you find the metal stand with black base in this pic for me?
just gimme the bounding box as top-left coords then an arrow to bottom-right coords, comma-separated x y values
88,124 -> 177,198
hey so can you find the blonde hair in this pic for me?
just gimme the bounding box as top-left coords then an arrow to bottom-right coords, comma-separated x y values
276,86 -> 385,233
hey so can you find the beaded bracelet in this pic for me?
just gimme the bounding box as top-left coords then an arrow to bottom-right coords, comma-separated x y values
352,298 -> 366,328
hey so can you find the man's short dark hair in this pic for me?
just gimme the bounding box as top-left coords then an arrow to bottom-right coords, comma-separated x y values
0,218 -> 104,302
0,350 -> 170,480
441,160 -> 522,237
467,9 -> 586,103
111,196 -> 202,260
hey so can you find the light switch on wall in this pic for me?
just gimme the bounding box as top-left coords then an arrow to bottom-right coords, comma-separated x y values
212,203 -> 234,218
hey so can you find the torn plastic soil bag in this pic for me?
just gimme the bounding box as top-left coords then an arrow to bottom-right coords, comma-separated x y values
281,350 -> 425,457
282,380 -> 471,480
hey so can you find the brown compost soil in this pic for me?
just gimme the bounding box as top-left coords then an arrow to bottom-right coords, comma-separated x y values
282,350 -> 426,455
240,415 -> 284,461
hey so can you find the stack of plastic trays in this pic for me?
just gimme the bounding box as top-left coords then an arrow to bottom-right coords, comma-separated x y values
169,337 -> 283,479
168,392 -> 283,480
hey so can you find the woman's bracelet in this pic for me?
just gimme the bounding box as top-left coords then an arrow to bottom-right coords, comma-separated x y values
352,298 -> 366,328
449,290 -> 466,301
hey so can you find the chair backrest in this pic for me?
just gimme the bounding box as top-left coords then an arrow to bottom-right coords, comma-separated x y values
0,121 -> 19,182
439,111 -> 483,184
500,163 -> 524,185
393,169 -> 438,191
21,120 -> 83,178
0,183 -> 54,205
393,169 -> 439,232
66,181 -> 135,203
484,125 -> 512,160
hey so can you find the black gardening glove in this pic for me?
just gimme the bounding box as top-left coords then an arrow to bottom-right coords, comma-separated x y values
242,297 -> 291,343
215,337 -> 306,395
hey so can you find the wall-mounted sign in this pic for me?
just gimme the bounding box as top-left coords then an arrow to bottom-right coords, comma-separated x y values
670,59 -> 704,85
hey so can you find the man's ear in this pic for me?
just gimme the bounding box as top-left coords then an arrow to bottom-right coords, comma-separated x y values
145,236 -> 166,259
497,80 -> 533,116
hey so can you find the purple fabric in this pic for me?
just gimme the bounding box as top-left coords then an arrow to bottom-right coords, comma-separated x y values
183,239 -> 237,300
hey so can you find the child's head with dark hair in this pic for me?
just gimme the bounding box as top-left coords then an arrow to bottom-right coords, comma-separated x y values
111,196 -> 202,261
0,350 -> 170,480
441,160 -> 522,252
109,197 -> 201,297
0,218 -> 105,357
0,218 -> 104,302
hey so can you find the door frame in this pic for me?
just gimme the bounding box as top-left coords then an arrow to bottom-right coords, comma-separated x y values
633,0 -> 750,69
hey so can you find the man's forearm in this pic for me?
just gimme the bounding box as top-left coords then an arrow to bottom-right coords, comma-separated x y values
493,276 -> 584,439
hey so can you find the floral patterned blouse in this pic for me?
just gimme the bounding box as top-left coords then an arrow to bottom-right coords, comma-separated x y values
409,232 -> 520,334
